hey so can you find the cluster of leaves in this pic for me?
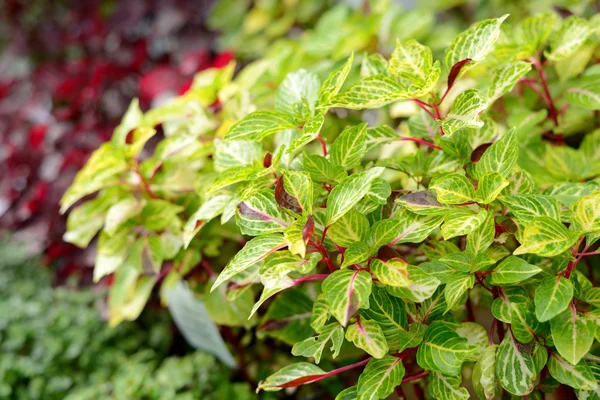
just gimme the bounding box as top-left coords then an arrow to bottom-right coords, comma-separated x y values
0,0 -> 228,277
62,2 -> 600,399
0,241 -> 253,400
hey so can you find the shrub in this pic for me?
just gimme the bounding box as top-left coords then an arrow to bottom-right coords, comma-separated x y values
62,4 -> 600,400
0,242 -> 253,399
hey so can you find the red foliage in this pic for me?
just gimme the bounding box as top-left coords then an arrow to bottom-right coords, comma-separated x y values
0,0 -> 230,281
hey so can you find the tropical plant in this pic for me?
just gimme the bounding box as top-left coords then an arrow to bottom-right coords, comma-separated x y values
62,4 -> 600,399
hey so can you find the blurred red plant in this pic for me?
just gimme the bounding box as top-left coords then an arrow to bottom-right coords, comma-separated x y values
0,0 -> 231,282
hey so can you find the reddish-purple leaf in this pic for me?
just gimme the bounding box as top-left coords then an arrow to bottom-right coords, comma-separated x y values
275,176 -> 303,214
302,215 -> 315,244
447,58 -> 472,90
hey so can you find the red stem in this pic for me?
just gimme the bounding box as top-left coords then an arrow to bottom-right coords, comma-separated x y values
134,159 -> 158,199
280,358 -> 370,388
402,370 -> 429,383
564,238 -> 586,279
308,240 -> 336,273
400,137 -> 442,150
489,318 -> 498,345
577,250 -> 600,257
411,99 -> 436,119
316,135 -> 328,156
531,58 -> 559,127
292,274 -> 329,285
201,260 -> 216,277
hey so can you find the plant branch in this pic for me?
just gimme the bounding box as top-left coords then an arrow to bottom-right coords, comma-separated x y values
402,370 -> 429,383
292,274 -> 329,285
531,58 -> 559,127
400,137 -> 442,150
280,358 -> 371,388
316,135 -> 328,156
308,240 -> 336,272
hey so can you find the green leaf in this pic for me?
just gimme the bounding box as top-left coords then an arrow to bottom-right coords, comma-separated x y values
329,210 -> 370,248
440,89 -> 487,136
166,281 -> 237,368
282,170 -> 314,214
236,190 -> 293,235
323,269 -> 372,326
475,172 -> 509,204
224,111 -> 297,141
487,61 -> 532,105
565,76 -> 600,110
474,128 -> 518,179
211,234 -> 287,290
63,192 -> 117,247
495,333 -> 536,396
534,276 -> 574,322
94,229 -> 135,282
214,140 -> 263,172
509,303 -> 539,344
325,167 -> 385,225
370,211 -> 444,248
356,355 -> 405,400
327,75 -> 408,110
336,387 -> 358,400
311,294 -> 330,332
345,318 -> 389,358
491,287 -> 530,323
60,143 -> 128,213
330,123 -> 368,170
501,194 -> 561,223
259,289 -> 314,345
183,195 -> 232,247
545,15 -> 595,62
549,306 -> 596,365
276,69 -> 320,117
111,98 -> 143,146
303,153 -> 347,183
466,212 -> 495,255
388,39 -> 440,96
251,251 -> 322,317
367,179 -> 391,206
429,372 -> 469,400
430,173 -> 475,205
370,258 -> 410,288
548,353 -> 598,391
490,256 -> 542,285
444,15 -> 508,71
205,280 -> 255,328
318,53 -> 355,107
341,241 -> 371,268
360,287 -> 408,351
441,208 -> 488,240
416,321 -> 475,376
396,191 -> 449,216
206,165 -> 263,193
571,192 -> 600,234
513,217 -> 577,257
388,265 -> 441,303
257,362 -> 325,392
288,112 -> 326,153
104,197 -> 145,236
472,345 -> 497,400
291,323 -> 344,364
365,125 -> 399,153
576,364 -> 600,399
444,273 -> 474,312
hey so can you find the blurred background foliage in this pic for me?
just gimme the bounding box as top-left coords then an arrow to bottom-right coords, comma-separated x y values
0,240 -> 254,399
